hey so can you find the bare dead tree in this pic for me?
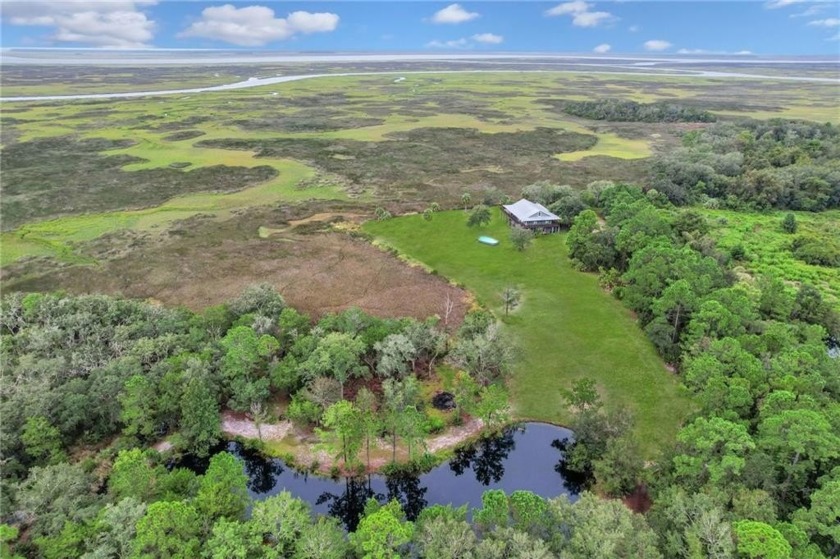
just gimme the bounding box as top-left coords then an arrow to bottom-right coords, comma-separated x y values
442,291 -> 455,328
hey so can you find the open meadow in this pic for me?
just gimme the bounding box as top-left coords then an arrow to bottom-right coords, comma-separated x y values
364,209 -> 691,456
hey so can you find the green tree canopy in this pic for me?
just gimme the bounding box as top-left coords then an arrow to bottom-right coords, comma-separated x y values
132,501 -> 201,559
351,500 -> 414,559
467,205 -> 492,228
195,452 -> 249,524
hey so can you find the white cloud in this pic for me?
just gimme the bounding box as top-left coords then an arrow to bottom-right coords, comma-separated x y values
426,38 -> 470,48
677,48 -> 753,55
593,43 -> 611,53
427,33 -> 502,48
472,32 -> 503,44
790,3 -> 832,17
545,1 -> 617,28
808,18 -> 840,27
573,11 -> 613,27
179,4 -> 338,47
829,32 -> 840,41
644,39 -> 672,51
431,4 -> 479,24
286,11 -> 340,34
2,0 -> 157,48
765,0 -> 809,8
628,25 -> 640,32
545,1 -> 591,16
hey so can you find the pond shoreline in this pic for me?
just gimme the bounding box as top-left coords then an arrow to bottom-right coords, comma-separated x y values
217,410 -> 494,477
202,411 -> 575,479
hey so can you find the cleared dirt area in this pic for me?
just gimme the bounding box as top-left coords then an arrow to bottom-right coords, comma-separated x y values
222,411 -> 294,440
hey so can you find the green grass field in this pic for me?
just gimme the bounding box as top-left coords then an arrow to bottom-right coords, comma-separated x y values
364,209 -> 691,456
554,132 -> 652,161
702,209 -> 840,309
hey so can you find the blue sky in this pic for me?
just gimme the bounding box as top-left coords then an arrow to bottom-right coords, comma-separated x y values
1,1 -> 839,54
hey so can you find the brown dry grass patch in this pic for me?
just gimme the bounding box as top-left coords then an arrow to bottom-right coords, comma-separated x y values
14,228 -> 468,325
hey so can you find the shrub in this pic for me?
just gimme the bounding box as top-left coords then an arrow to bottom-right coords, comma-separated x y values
781,213 -> 797,233
286,397 -> 321,427
730,244 -> 747,261
793,240 -> 840,267
424,416 -> 446,434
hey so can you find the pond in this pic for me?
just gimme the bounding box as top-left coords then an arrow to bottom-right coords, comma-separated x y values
176,422 -> 579,530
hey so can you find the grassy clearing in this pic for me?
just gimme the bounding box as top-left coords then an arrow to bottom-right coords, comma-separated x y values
0,159 -> 346,267
554,132 -> 652,161
702,209 -> 840,309
364,209 -> 690,457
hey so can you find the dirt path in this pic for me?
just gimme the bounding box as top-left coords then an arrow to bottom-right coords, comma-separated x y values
221,411 -> 294,440
427,418 -> 485,453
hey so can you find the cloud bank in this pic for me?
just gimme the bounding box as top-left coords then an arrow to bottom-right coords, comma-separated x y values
2,0 -> 157,48
179,4 -> 339,47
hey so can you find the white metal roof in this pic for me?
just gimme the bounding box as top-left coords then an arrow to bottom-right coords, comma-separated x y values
503,199 -> 560,223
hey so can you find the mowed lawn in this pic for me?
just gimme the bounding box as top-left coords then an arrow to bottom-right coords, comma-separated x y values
364,209 -> 690,456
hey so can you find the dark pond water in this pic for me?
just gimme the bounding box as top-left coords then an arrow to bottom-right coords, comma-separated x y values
177,422 -> 579,530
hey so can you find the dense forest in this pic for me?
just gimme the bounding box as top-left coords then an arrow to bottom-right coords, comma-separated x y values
652,119 -> 840,210
0,287 -> 518,557
555,98 -> 717,123
559,183 -> 839,558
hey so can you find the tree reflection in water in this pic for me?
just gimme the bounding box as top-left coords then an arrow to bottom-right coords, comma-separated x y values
316,477 -> 380,531
551,437 -> 591,494
315,474 -> 429,530
448,427 -> 516,485
236,445 -> 285,494
385,474 -> 428,521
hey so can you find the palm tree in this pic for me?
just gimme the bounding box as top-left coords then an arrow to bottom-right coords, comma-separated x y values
461,192 -> 472,211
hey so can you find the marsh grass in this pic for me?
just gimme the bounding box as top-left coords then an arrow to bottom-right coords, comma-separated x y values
0,159 -> 346,266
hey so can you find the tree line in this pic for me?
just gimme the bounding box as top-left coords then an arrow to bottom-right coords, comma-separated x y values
555,98 -> 717,123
